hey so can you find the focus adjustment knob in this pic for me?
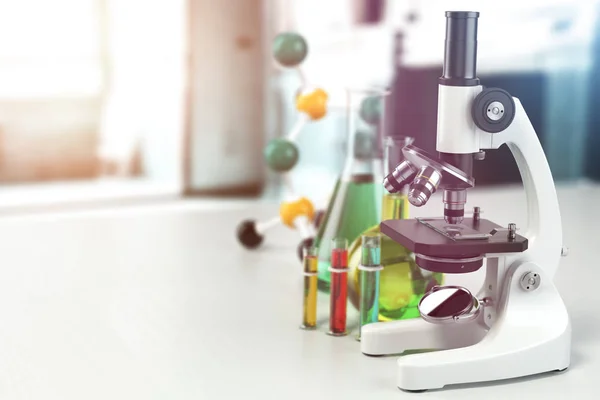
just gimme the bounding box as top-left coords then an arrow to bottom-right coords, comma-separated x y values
472,88 -> 516,133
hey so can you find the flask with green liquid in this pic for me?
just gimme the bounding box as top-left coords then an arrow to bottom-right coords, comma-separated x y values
347,137 -> 444,321
313,89 -> 387,292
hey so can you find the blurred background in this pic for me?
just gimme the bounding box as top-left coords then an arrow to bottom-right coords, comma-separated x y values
0,0 -> 598,212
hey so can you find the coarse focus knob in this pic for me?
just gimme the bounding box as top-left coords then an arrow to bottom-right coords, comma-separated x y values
520,272 -> 541,291
471,88 -> 516,133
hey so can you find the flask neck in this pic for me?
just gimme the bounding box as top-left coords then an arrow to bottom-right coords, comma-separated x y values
341,128 -> 381,181
382,192 -> 409,221
341,157 -> 379,180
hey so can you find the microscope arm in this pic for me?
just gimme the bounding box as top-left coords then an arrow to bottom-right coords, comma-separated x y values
479,98 -> 562,279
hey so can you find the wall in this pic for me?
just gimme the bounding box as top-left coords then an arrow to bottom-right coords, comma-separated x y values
187,0 -> 264,194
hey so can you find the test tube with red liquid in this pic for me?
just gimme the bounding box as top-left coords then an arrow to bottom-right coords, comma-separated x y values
328,238 -> 349,336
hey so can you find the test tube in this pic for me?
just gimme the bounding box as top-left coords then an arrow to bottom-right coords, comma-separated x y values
328,238 -> 349,336
357,234 -> 383,340
300,246 -> 319,330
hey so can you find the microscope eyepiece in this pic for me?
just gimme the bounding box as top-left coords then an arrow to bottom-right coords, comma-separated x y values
440,11 -> 480,87
383,160 -> 417,194
408,166 -> 442,207
445,11 -> 479,18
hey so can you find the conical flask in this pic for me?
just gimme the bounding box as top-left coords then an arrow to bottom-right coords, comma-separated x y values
347,136 -> 444,320
314,88 -> 387,291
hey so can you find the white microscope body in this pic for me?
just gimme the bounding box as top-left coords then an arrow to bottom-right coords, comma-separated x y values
361,11 -> 571,391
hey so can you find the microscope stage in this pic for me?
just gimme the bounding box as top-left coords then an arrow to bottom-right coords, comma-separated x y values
381,218 -> 528,257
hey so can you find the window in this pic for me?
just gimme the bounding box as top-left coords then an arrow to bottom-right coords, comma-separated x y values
0,0 -> 185,207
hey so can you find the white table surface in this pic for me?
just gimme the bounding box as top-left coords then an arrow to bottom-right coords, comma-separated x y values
0,182 -> 597,400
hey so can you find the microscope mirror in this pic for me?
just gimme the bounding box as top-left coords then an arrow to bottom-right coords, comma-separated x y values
418,285 -> 481,324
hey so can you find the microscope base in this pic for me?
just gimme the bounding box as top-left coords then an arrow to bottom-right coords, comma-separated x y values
360,317 -> 487,356
395,263 -> 571,391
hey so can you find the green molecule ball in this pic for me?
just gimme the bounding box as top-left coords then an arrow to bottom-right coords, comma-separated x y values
360,96 -> 383,125
264,138 -> 299,172
273,32 -> 308,67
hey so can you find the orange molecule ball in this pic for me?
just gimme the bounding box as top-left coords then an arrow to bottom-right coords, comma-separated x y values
296,88 -> 328,120
279,197 -> 315,228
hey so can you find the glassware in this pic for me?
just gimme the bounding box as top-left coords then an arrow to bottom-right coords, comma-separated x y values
300,246 -> 319,330
357,233 -> 382,341
347,136 -> 444,321
313,88 -> 388,291
328,238 -> 349,336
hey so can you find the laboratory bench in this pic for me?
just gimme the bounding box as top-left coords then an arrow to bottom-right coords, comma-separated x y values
0,182 -> 597,399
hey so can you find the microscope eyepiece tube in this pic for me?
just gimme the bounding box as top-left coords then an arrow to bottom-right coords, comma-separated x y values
383,160 -> 417,194
439,11 -> 480,87
408,166 -> 442,207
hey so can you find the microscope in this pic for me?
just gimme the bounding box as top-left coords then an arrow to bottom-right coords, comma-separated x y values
361,11 -> 571,391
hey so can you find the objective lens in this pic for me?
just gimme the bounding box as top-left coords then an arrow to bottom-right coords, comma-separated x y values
383,160 -> 416,193
408,166 -> 442,207
443,189 -> 467,224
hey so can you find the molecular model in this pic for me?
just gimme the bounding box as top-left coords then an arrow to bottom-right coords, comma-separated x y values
236,31 -> 329,260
